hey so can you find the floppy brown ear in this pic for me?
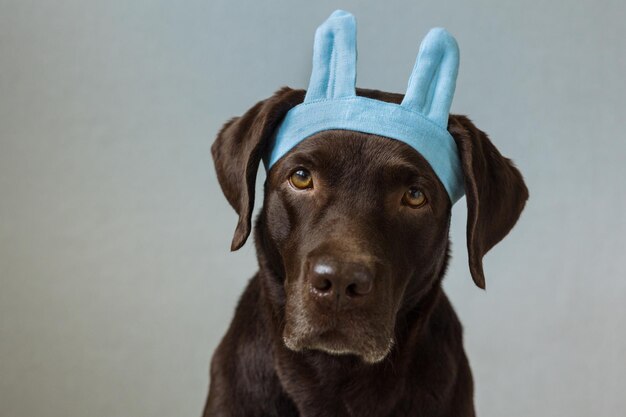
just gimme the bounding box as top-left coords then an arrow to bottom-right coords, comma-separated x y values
448,115 -> 529,289
212,87 -> 304,251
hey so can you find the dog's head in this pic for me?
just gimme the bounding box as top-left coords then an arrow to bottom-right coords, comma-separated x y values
212,87 -> 528,363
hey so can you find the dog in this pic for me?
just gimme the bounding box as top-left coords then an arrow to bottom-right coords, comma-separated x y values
203,86 -> 528,416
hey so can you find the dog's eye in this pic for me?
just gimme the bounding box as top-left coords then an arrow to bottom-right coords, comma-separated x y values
289,169 -> 313,190
402,187 -> 427,208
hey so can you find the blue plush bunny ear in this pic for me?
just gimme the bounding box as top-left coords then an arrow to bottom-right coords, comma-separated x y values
268,12 -> 464,204
304,10 -> 357,101
401,28 -> 460,128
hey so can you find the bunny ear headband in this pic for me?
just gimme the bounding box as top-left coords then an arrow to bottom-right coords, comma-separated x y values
265,10 -> 464,204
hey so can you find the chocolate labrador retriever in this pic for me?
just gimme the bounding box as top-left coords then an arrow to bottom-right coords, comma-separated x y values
203,87 -> 528,416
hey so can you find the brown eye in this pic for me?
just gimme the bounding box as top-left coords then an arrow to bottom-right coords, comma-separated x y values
403,187 -> 426,208
290,169 -> 313,190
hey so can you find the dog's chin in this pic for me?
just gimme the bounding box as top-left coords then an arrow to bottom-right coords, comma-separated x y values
283,327 -> 394,364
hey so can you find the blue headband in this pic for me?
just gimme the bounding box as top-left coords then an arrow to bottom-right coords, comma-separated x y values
266,10 -> 464,203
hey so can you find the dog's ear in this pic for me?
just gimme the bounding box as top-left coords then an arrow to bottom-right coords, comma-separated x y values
449,115 -> 529,289
212,87 -> 304,251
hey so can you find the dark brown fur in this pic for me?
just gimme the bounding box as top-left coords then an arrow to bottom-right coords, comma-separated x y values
204,87 -> 528,416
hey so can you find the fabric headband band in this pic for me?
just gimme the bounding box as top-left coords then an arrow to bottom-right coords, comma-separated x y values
265,10 -> 465,204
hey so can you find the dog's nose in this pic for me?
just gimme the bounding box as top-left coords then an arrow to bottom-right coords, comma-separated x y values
309,257 -> 374,302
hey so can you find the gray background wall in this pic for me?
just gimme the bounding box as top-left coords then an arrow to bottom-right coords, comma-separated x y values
1,0 -> 625,416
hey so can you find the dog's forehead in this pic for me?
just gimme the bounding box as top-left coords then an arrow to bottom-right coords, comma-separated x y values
277,130 -> 439,178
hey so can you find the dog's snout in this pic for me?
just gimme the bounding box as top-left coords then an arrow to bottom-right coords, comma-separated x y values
308,257 -> 374,303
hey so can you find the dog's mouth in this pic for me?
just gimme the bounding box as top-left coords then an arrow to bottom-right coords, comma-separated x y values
282,318 -> 395,364
281,265 -> 399,364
